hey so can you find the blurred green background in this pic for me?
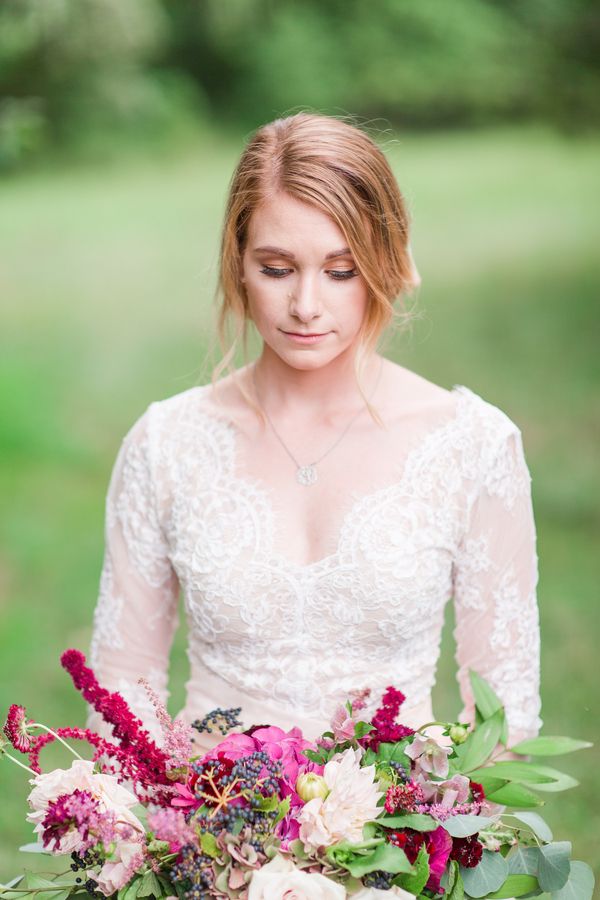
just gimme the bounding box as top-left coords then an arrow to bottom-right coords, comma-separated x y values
1,0 -> 599,890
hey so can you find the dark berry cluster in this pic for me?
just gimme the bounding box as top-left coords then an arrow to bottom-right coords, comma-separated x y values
363,869 -> 395,890
388,760 -> 410,781
450,834 -> 484,868
69,851 -> 103,898
192,707 -> 242,735
170,843 -> 214,899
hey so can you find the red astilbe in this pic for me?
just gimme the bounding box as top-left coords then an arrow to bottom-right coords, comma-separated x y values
60,649 -> 174,801
359,686 -> 415,752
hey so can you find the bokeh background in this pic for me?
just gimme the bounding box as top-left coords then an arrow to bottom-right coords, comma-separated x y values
1,0 -> 599,887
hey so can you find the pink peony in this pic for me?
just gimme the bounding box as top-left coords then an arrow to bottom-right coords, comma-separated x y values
27,759 -> 144,854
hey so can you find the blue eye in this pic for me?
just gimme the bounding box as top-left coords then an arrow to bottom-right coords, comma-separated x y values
260,265 -> 358,280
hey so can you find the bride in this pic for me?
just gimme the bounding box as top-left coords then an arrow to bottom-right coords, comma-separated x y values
86,112 -> 542,762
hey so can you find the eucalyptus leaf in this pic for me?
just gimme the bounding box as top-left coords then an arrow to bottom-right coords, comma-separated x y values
486,874 -> 540,897
510,812 -> 553,842
550,860 -> 595,900
486,782 -> 545,808
439,815 -> 496,837
537,842 -> 571,892
2,876 -> 25,889
509,736 -> 592,756
460,849 -> 509,897
26,878 -> 59,890
456,708 -> 506,773
507,846 -> 541,876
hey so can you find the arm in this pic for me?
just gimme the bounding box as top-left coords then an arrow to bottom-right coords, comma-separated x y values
451,423 -> 543,751
86,405 -> 180,745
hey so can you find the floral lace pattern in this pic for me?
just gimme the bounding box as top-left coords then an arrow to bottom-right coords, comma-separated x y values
88,383 -> 542,747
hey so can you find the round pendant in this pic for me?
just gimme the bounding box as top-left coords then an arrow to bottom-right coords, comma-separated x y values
297,464 -> 317,486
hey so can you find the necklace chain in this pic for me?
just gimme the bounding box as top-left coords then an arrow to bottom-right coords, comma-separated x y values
251,358 -> 383,485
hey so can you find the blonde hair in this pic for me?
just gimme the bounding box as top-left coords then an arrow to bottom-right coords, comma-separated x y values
211,111 -> 421,422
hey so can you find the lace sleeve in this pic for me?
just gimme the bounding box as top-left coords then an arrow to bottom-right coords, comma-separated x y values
451,422 -> 543,748
86,405 -> 180,745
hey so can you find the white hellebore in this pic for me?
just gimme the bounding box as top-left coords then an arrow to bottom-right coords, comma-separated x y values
248,854 -> 345,900
27,758 -> 144,854
297,747 -> 384,850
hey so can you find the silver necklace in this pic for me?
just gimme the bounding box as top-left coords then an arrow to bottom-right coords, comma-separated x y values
251,359 -> 384,486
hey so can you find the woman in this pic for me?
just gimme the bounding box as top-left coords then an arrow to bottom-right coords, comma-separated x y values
86,112 -> 542,760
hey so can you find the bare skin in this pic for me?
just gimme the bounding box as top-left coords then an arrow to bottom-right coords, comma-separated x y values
207,193 -> 457,567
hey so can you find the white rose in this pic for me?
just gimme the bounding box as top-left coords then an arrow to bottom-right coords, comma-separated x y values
248,854 -> 345,900
298,748 -> 383,850
26,759 -> 144,853
95,840 -> 145,895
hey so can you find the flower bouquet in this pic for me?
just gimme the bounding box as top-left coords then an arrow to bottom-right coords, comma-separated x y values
0,650 -> 594,900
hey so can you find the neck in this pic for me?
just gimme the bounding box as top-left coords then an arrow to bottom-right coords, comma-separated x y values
251,344 -> 382,419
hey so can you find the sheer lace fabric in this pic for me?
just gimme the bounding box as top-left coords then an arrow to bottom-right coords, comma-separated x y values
87,383 -> 542,753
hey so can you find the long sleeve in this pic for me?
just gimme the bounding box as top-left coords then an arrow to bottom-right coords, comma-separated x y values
86,405 -> 180,744
451,421 -> 543,748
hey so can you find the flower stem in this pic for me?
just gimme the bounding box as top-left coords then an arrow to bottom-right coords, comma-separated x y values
2,751 -> 36,775
31,724 -> 84,760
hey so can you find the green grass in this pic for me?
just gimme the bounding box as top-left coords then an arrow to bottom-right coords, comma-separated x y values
1,124 -> 599,882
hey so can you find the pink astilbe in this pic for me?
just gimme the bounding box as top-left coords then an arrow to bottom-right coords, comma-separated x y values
147,806 -> 196,853
60,650 -> 175,802
41,789 -> 102,852
359,686 -> 414,752
138,677 -> 194,768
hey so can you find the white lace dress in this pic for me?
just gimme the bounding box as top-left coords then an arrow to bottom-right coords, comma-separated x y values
86,382 -> 542,755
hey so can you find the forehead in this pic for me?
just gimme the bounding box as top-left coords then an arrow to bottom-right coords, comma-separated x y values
246,192 -> 347,253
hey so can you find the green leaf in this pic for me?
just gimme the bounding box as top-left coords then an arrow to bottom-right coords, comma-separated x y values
122,876 -> 144,900
345,842 -> 413,877
379,813 -> 438,831
469,670 -> 508,744
551,860 -> 595,900
507,846 -> 542,876
26,878 -> 59,890
509,736 -> 592,756
460,849 -> 509,897
455,708 -> 506,773
200,831 -> 220,859
137,871 -> 162,899
486,782 -> 545,808
440,814 -> 496,837
468,762 -> 557,784
354,720 -> 374,738
395,845 -> 430,895
470,775 -> 507,795
486,874 -> 540,897
447,863 -> 465,900
275,795 -> 291,825
537,841 -> 571,892
521,765 -> 578,793
510,812 -> 553,841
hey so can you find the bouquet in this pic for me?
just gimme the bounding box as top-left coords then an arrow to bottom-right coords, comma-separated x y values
0,650 -> 594,900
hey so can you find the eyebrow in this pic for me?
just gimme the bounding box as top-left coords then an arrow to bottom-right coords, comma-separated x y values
252,245 -> 353,261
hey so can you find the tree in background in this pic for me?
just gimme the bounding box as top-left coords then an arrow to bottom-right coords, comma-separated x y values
1,0 -> 598,169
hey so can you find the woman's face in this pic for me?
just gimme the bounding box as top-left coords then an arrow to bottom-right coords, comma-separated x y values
241,192 -> 370,371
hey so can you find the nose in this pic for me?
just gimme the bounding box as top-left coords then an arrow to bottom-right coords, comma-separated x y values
288,273 -> 323,323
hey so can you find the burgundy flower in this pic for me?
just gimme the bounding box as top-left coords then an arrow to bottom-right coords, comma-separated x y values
384,780 -> 426,814
388,828 -> 425,865
3,704 -> 35,753
358,686 -> 414,752
470,780 -> 486,803
424,825 -> 454,892
450,834 -> 484,868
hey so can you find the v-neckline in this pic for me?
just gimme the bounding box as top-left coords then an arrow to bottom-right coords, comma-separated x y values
196,383 -> 474,572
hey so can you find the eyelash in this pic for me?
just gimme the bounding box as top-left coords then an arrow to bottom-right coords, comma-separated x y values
259,265 -> 358,281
